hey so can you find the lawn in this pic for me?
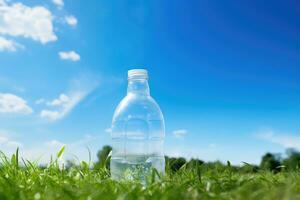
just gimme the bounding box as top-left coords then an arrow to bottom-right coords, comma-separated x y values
0,148 -> 300,200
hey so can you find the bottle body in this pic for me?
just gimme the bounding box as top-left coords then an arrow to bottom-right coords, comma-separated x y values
110,70 -> 165,182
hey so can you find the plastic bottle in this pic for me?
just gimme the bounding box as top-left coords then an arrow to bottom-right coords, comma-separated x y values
110,69 -> 165,183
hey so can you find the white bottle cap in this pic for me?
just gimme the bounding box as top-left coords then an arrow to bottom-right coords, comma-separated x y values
128,69 -> 148,80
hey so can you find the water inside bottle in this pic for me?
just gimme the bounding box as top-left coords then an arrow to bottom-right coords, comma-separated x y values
110,155 -> 165,184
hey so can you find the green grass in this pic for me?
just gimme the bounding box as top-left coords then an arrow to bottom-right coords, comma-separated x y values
1,148 -> 300,200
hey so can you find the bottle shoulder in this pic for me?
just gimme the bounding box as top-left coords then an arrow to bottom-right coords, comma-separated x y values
112,94 -> 164,122
111,94 -> 165,139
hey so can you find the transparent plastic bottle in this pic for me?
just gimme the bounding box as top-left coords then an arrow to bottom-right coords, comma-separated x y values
110,69 -> 165,183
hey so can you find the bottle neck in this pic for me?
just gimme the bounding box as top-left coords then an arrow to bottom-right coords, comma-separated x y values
127,78 -> 150,96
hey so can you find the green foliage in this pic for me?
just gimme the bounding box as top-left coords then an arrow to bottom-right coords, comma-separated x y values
0,147 -> 300,199
260,153 -> 281,172
57,146 -> 65,159
240,162 -> 259,173
282,149 -> 300,170
166,156 -> 187,172
94,145 -> 112,170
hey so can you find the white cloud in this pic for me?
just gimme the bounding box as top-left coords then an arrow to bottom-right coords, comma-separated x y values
40,91 -> 87,121
0,93 -> 33,114
40,110 -> 60,121
19,133 -> 103,164
0,2 -> 57,44
257,128 -> 300,150
0,0 -> 6,6
45,139 -> 65,147
7,140 -> 23,147
172,129 -> 188,138
52,0 -> 64,8
18,139 -> 66,166
0,136 -> 8,143
105,128 -> 112,134
59,51 -> 80,62
46,94 -> 69,106
0,36 -> 23,51
0,130 -> 23,148
39,75 -> 99,121
40,91 -> 88,121
65,15 -> 77,27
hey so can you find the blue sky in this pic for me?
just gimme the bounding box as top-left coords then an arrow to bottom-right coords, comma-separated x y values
0,0 -> 299,164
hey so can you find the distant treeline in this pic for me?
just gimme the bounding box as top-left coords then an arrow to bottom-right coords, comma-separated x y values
69,145 -> 300,173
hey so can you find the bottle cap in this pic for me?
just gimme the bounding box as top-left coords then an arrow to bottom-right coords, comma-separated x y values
128,69 -> 148,80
